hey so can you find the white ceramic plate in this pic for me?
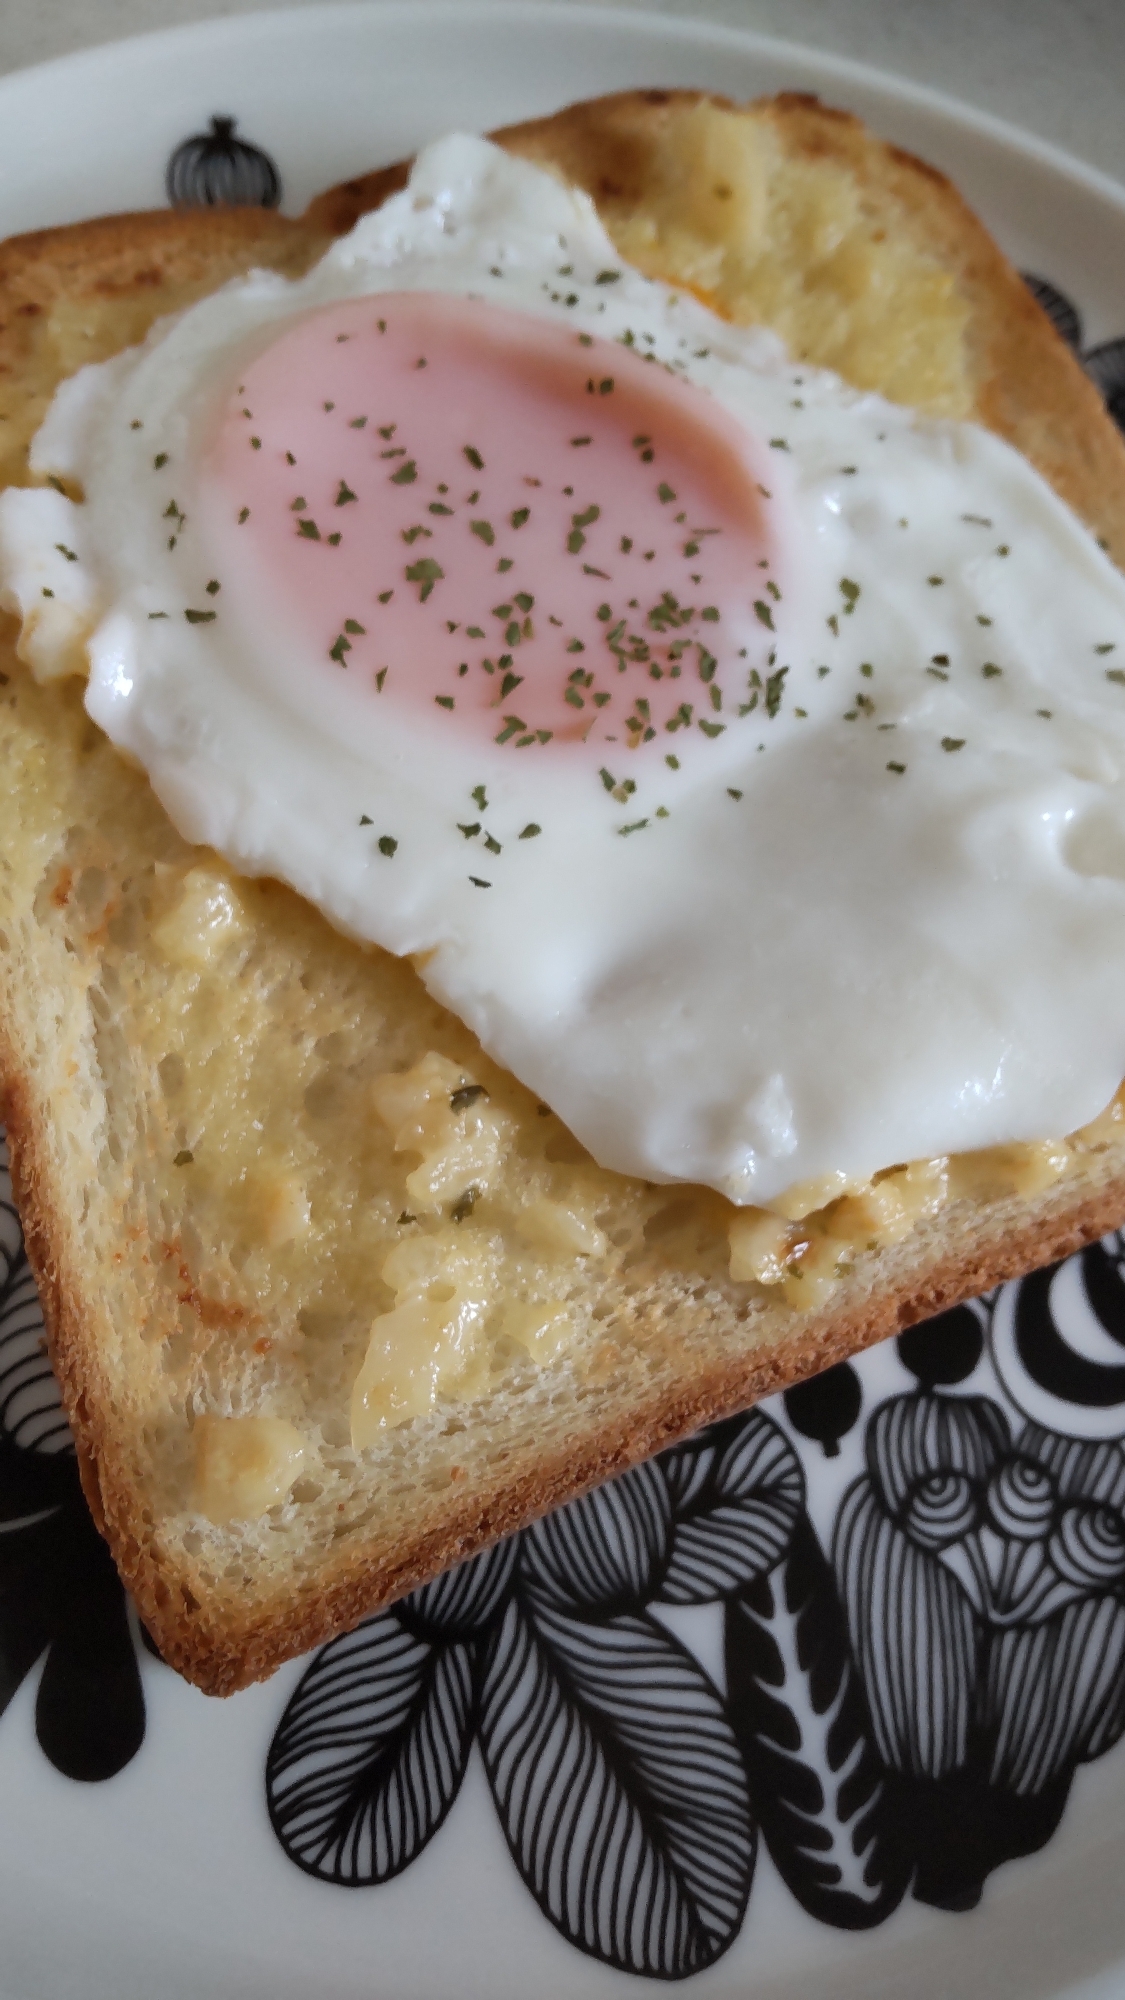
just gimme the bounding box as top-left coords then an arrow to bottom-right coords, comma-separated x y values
4,8 -> 1125,1996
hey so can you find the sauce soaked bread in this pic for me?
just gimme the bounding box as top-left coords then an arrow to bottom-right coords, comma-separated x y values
4,90 -> 1125,1693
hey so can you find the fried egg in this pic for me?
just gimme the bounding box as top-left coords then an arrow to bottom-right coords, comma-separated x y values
7,133 -> 1125,1204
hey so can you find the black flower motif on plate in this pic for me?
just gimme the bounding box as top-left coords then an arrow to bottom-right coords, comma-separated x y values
166,116 -> 282,210
0,1139 -> 147,1781
266,1237 -> 1125,1975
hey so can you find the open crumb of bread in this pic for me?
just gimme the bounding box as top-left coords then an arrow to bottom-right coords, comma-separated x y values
4,89 -> 1125,1694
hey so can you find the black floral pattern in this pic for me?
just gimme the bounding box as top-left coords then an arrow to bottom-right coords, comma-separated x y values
726,1510 -> 910,1929
0,1137 -> 146,1781
268,1414 -> 801,1978
832,1315 -> 1125,1910
165,116 -> 282,210
266,1254 -> 1125,1973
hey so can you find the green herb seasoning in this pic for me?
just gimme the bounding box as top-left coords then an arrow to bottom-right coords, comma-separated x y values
405,558 -> 444,602
764,666 -> 788,718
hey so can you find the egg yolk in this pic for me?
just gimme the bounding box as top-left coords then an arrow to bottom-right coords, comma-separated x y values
201,291 -> 778,754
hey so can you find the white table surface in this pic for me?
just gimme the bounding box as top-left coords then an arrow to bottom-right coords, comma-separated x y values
3,0 -> 1125,191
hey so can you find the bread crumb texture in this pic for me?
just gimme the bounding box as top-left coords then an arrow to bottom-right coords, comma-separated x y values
558,96 -> 973,416
5,91 -> 1125,1690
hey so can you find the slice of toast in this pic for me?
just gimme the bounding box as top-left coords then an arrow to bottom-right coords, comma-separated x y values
4,89 -> 1125,1695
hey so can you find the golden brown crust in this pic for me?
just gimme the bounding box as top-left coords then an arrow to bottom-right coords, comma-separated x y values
0,205 -> 318,294
6,88 -> 1125,1694
0,207 -> 331,491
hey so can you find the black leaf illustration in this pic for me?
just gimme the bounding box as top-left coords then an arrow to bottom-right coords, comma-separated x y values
0,1515 -> 59,1713
0,1254 -> 73,1459
834,1479 -> 978,1777
522,1456 -> 671,1614
401,1536 -> 517,1641
784,1364 -> 863,1457
478,1591 -> 753,1978
0,1426 -> 75,1523
984,1593 -> 1125,1792
34,1506 -> 145,1782
866,1391 -> 1006,1518
267,1611 -> 476,1885
659,1411 -> 803,1603
884,1757 -> 1072,1913
1022,1421 -> 1125,1511
0,1479 -> 145,1780
726,1515 -> 908,1929
0,1174 -> 20,1294
0,1142 -> 149,1781
165,115 -> 282,210
1085,337 -> 1125,433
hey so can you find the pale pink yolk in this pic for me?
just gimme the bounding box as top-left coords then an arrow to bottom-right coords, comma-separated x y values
202,292 -> 779,755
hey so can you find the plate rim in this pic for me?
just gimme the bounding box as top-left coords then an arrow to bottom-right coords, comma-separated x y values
2,0 -> 1125,226
3,9 -> 1125,1999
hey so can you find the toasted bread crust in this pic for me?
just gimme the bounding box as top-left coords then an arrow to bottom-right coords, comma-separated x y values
6,89 -> 1125,1693
0,206 -> 331,492
0,204 -> 319,292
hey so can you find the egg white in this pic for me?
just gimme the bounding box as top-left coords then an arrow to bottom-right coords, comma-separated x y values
7,134 -> 1125,1203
